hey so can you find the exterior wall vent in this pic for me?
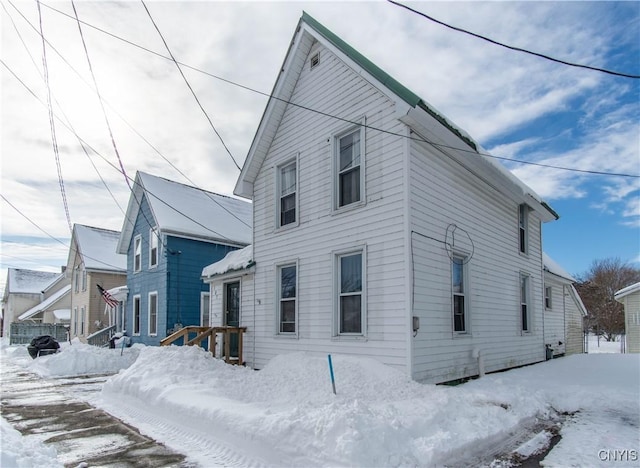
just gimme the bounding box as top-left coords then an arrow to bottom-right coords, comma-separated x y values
310,52 -> 320,70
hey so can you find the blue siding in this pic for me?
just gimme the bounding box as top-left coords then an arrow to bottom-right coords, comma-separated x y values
125,194 -> 240,346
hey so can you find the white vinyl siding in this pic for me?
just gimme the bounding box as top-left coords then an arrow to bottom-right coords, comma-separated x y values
409,136 -> 544,383
247,40 -> 408,371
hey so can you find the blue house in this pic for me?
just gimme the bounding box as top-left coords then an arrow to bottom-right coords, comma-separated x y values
116,172 -> 252,346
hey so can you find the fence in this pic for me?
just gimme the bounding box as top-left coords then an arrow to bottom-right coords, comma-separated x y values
87,325 -> 116,348
9,323 -> 69,345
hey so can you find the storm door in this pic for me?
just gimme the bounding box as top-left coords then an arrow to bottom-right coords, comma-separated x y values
224,281 -> 240,357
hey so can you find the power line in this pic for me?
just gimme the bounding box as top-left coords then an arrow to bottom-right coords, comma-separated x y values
387,0 -> 640,80
70,0 -> 132,191
34,1 -> 639,179
7,0 -> 250,229
140,0 -> 241,171
36,0 -> 73,234
2,60 -> 246,244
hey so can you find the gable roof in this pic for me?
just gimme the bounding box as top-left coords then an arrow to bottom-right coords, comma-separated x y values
70,224 -> 127,273
4,268 -> 60,296
18,284 -> 71,321
117,172 -> 252,254
615,282 -> 640,301
234,12 -> 557,223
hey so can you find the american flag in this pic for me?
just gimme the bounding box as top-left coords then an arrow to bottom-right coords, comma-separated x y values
97,284 -> 119,308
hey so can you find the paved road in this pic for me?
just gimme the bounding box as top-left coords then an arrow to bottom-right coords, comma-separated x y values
1,361 -> 190,467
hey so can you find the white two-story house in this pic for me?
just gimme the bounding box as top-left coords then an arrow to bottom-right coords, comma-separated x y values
203,12 -> 559,383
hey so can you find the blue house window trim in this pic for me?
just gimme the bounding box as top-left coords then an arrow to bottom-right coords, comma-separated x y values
149,227 -> 159,269
134,235 -> 142,273
133,294 -> 141,336
148,291 -> 158,336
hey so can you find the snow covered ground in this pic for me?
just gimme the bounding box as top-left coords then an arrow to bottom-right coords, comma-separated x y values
1,339 -> 638,467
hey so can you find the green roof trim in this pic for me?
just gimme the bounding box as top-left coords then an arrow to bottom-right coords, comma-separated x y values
301,12 -> 477,151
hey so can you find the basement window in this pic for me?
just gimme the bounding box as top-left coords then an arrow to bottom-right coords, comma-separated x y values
310,52 -> 320,70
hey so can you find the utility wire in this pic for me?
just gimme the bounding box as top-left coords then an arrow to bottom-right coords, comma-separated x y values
36,0 -> 73,234
387,0 -> 640,80
7,0 -> 250,228
2,1 -> 126,217
2,59 -> 243,244
140,0 -> 241,171
1,194 -> 125,270
70,0 -> 132,190
34,1 -> 640,179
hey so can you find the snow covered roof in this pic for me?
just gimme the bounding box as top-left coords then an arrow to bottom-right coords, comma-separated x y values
53,309 -> 71,321
118,172 -> 252,254
106,285 -> 129,302
18,285 -> 71,320
5,269 -> 61,295
72,224 -> 126,272
543,253 -> 575,282
614,282 -> 640,301
202,245 -> 254,279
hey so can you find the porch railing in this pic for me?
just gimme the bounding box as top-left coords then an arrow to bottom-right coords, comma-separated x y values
87,325 -> 116,347
160,326 -> 247,365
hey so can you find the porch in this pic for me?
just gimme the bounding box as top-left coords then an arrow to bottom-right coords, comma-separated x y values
160,326 -> 247,365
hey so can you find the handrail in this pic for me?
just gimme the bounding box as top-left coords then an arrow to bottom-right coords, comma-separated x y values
160,325 -> 247,365
87,325 -> 116,347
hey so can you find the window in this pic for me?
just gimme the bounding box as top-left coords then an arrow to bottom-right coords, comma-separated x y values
133,295 -> 141,335
74,268 -> 80,292
134,235 -> 142,272
81,269 -> 87,292
148,292 -> 158,336
545,286 -> 552,309
73,307 -> 78,335
201,292 -> 210,327
520,274 -> 530,332
518,204 -> 528,254
80,306 -> 86,335
278,161 -> 297,227
452,255 -> 468,333
335,127 -> 364,209
149,228 -> 159,268
278,264 -> 297,333
337,251 -> 364,335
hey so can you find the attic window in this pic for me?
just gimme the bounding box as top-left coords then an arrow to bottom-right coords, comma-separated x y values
310,52 -> 320,70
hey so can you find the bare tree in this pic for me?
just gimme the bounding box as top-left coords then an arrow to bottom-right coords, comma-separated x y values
576,258 -> 640,341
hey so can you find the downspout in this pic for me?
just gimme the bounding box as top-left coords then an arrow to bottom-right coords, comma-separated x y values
472,348 -> 485,377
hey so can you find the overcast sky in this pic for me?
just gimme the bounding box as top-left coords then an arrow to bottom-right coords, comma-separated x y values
1,1 -> 639,294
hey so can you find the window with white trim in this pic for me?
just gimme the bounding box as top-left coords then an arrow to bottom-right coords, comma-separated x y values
335,126 -> 364,209
278,160 -> 297,227
133,295 -> 141,335
337,251 -> 364,335
74,267 -> 80,292
278,264 -> 297,333
518,204 -> 529,254
545,286 -> 552,309
73,307 -> 78,335
148,292 -> 158,336
201,292 -> 210,327
520,273 -> 531,332
80,306 -> 86,335
452,255 -> 468,333
81,269 -> 87,292
149,228 -> 159,268
134,235 -> 142,272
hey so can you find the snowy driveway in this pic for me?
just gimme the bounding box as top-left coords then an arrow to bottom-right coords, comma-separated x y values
1,360 -> 188,467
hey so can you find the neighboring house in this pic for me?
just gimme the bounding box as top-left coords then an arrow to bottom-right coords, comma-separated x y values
18,273 -> 71,324
1,268 -> 62,338
614,282 -> 640,353
542,253 -> 588,357
66,224 -> 127,342
205,13 -> 560,384
116,171 -> 252,346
